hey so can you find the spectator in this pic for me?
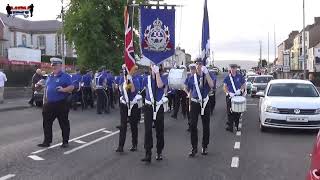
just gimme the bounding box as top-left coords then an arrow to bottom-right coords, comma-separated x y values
29,69 -> 43,106
0,69 -> 7,104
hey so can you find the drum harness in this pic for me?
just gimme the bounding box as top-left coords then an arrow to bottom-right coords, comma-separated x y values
145,75 -> 167,120
191,74 -> 209,116
120,76 -> 139,117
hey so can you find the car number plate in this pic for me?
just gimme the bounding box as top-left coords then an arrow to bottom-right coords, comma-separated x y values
286,117 -> 309,122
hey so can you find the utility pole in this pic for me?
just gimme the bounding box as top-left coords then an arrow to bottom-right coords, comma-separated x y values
274,25 -> 276,64
61,0 -> 65,71
268,32 -> 270,66
303,0 -> 307,79
259,40 -> 262,68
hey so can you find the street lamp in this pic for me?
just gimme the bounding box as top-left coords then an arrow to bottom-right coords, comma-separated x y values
303,0 -> 306,79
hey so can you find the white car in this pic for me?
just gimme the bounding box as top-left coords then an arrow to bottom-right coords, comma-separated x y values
259,79 -> 320,131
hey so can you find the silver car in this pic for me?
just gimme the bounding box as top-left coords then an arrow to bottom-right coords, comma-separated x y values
251,75 -> 274,97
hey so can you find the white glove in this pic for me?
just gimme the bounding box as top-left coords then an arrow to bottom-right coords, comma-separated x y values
152,65 -> 159,74
201,66 -> 208,74
126,75 -> 132,81
235,89 -> 241,95
242,91 -> 247,97
122,64 -> 126,70
229,92 -> 235,97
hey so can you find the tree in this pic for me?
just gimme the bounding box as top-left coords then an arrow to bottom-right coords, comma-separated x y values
64,0 -> 144,73
258,59 -> 268,68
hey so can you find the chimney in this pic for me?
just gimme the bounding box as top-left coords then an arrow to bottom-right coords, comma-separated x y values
315,17 -> 320,24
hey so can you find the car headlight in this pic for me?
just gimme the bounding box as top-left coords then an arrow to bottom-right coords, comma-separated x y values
265,106 -> 279,113
315,109 -> 320,114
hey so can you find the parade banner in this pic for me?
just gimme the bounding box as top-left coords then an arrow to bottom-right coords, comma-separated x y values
140,6 -> 175,65
201,0 -> 210,65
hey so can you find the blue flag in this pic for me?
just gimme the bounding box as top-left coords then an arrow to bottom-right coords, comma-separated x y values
201,0 -> 210,66
140,6 -> 175,65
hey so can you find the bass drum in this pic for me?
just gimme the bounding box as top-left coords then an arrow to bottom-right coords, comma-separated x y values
168,68 -> 187,90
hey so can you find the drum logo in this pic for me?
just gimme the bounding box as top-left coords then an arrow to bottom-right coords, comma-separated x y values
143,18 -> 172,52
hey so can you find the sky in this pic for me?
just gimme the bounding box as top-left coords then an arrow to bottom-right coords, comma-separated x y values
1,0 -> 320,62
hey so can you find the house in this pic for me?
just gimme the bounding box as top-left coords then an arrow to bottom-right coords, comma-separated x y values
0,12 -> 76,60
277,31 -> 299,67
163,47 -> 192,68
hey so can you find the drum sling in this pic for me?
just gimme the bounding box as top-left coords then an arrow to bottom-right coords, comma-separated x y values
193,74 -> 209,115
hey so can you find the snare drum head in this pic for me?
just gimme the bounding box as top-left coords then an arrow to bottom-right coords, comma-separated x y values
136,94 -> 142,100
162,97 -> 169,103
168,69 -> 187,89
231,96 -> 246,103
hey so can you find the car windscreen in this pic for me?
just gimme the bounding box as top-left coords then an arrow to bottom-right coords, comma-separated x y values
247,77 -> 255,83
267,83 -> 319,97
254,76 -> 273,83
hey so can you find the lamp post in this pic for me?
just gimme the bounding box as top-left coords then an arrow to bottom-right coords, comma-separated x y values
60,0 -> 65,71
302,0 -> 307,79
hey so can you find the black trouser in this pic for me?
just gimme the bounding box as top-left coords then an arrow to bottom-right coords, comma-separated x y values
141,89 -> 146,105
118,103 -> 140,148
71,90 -> 82,110
209,92 -> 216,115
144,104 -> 164,154
226,96 -> 241,129
186,98 -> 190,125
29,90 -> 35,104
173,90 -> 187,118
42,100 -> 70,144
190,101 -> 211,149
96,89 -> 106,113
167,93 -> 175,110
82,87 -> 93,108
107,88 -> 114,108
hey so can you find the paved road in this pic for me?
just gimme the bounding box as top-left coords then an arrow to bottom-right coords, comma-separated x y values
0,86 -> 318,180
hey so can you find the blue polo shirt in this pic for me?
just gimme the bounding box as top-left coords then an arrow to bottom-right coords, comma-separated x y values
223,73 -> 245,93
114,76 -> 121,85
46,71 -> 72,103
119,76 -> 140,101
186,73 -> 215,99
210,71 -> 217,89
105,73 -> 114,88
95,72 -> 106,86
143,75 -> 168,102
71,73 -> 82,89
82,73 -> 92,87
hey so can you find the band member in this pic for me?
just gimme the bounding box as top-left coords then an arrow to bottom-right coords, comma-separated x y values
186,59 -> 214,157
223,64 -> 246,132
105,70 -> 115,109
116,65 -> 141,153
171,66 -> 188,119
184,64 -> 197,131
167,88 -> 175,112
141,64 -> 168,163
95,67 -> 107,114
71,68 -> 82,110
81,69 -> 94,109
38,58 -> 74,148
208,69 -> 217,116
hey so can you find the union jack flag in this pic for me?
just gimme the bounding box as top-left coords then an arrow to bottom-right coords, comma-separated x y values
124,5 -> 136,74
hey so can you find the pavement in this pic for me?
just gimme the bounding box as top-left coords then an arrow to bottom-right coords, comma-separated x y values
0,84 -> 318,180
0,98 -> 30,112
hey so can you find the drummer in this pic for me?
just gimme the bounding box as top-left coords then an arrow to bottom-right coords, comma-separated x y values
184,63 -> 197,131
171,65 -> 188,120
186,59 -> 215,157
223,64 -> 246,132
116,64 -> 141,153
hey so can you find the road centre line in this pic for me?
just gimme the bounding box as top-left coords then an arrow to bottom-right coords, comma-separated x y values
31,128 -> 106,154
74,140 -> 86,144
64,130 -> 120,155
234,142 -> 240,149
28,155 -> 44,161
231,157 -> 239,168
0,174 -> 16,180
102,130 -> 113,134
236,131 -> 241,136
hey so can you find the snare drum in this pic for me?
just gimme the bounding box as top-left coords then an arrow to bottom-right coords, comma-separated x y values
231,96 -> 247,113
136,95 -> 143,108
168,68 -> 187,90
162,97 -> 169,112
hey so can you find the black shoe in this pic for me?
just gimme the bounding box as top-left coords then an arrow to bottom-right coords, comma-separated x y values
156,153 -> 163,161
187,127 -> 191,132
60,143 -> 69,148
235,126 -> 239,131
37,143 -> 50,147
226,127 -> 234,132
116,147 -> 124,152
141,152 -> 151,163
28,101 -> 34,107
201,147 -> 208,155
97,112 -> 102,114
116,125 -> 121,129
129,146 -> 137,152
188,148 -> 197,157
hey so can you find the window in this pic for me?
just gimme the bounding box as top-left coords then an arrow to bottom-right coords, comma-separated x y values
57,35 -> 61,55
21,34 -> 27,47
37,36 -> 46,47
267,83 -> 319,97
40,49 -> 46,55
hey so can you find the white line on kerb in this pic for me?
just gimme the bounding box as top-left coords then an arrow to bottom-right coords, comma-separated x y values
28,155 -> 44,161
64,130 -> 120,155
238,123 -> 242,129
102,130 -> 113,134
231,157 -> 239,168
236,131 -> 241,136
0,174 -> 15,180
31,128 -> 106,154
74,140 -> 86,144
234,142 -> 240,149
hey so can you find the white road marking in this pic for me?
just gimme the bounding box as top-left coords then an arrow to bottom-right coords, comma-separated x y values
140,120 -> 144,123
234,142 -> 241,149
239,123 -> 242,129
0,174 -> 15,180
102,130 -> 113,134
28,155 -> 44,161
236,131 -> 241,136
31,128 -> 106,154
64,130 -> 120,155
231,157 -> 239,168
247,104 -> 258,106
74,140 -> 86,144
